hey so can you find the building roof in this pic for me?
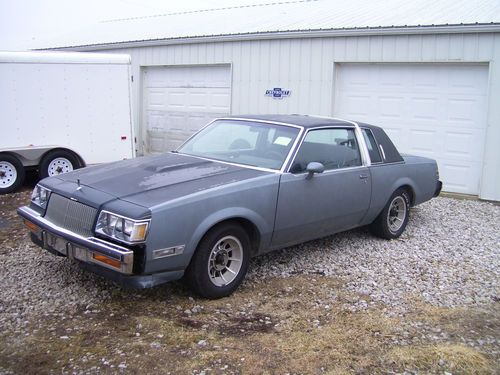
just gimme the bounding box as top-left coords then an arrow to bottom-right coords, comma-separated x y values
43,0 -> 500,50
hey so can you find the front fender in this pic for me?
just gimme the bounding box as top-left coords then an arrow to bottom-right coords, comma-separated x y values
185,207 -> 270,261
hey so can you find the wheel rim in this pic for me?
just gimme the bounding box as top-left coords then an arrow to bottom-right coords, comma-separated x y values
47,157 -> 73,176
387,196 -> 407,233
207,235 -> 243,287
0,161 -> 17,188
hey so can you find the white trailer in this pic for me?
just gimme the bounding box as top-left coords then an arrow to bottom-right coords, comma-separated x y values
0,51 -> 135,193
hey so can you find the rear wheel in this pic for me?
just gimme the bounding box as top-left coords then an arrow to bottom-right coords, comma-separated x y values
0,154 -> 25,194
370,188 -> 410,239
39,150 -> 80,179
185,223 -> 250,299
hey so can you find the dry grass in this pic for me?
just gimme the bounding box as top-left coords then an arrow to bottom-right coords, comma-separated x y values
385,344 -> 493,374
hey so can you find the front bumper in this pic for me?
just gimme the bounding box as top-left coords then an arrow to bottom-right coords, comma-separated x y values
18,205 -> 134,274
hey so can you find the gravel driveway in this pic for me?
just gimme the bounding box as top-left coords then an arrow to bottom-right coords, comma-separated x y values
1,192 -> 498,331
249,196 -> 500,312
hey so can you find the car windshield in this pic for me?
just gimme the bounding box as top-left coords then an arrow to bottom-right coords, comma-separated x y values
178,120 -> 301,170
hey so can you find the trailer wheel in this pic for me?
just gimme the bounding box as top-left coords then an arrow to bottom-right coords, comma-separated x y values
39,150 -> 80,179
0,154 -> 25,194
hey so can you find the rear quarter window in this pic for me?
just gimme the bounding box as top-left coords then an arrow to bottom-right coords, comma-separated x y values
361,128 -> 382,163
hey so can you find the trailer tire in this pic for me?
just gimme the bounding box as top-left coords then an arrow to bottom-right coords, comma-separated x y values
0,154 -> 25,194
39,150 -> 80,179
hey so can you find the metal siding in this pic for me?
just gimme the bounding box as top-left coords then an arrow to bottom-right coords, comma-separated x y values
480,33 -> 500,200
478,33 -> 495,60
98,32 -> 499,200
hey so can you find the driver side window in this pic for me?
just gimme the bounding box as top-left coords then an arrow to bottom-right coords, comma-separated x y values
290,128 -> 362,173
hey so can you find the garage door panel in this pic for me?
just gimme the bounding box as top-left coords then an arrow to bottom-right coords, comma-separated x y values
334,63 -> 488,195
165,91 -> 188,108
145,89 -> 165,108
143,65 -> 231,154
448,66 -> 488,95
210,91 -> 232,110
410,97 -> 440,121
443,129 -> 485,161
446,98 -> 487,128
407,129 -> 437,154
412,69 -> 439,89
340,95 -> 372,117
378,96 -> 405,118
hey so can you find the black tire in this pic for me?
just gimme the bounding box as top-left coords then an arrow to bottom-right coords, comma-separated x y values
370,188 -> 410,240
0,154 -> 25,194
185,223 -> 250,299
39,150 -> 80,179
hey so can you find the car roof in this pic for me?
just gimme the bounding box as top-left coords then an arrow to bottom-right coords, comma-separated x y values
223,114 -> 382,130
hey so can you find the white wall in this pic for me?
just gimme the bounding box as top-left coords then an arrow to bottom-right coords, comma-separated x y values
96,32 -> 500,200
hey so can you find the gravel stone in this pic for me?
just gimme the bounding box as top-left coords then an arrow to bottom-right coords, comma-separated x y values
247,197 -> 500,312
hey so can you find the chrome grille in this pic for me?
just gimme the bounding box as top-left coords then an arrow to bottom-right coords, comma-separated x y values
44,194 -> 97,238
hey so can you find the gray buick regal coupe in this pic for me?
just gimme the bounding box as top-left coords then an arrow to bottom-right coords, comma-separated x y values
18,115 -> 442,298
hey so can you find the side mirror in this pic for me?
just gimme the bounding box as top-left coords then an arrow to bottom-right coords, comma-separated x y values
305,162 -> 324,179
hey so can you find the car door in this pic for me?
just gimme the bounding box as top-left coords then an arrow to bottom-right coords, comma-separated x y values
271,127 -> 371,248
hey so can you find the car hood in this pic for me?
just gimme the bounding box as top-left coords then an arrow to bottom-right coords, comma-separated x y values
53,153 -> 270,207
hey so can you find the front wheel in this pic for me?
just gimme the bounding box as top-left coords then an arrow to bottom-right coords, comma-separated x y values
185,223 -> 250,299
370,188 -> 410,239
39,150 -> 80,179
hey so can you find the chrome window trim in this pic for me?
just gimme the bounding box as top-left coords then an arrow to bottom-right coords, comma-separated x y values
288,164 -> 367,178
285,123 -> 369,173
176,117 -> 305,173
368,161 -> 405,167
379,144 -> 387,161
215,117 -> 305,130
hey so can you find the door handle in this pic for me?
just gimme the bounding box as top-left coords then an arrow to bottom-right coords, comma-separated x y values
359,174 -> 369,179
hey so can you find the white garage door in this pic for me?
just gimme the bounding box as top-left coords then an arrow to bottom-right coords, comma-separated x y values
142,65 -> 231,154
334,63 -> 488,195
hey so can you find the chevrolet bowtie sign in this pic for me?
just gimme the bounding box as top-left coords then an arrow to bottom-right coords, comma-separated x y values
265,88 -> 291,99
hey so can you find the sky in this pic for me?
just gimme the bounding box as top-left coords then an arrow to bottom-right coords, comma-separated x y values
0,0 -> 272,51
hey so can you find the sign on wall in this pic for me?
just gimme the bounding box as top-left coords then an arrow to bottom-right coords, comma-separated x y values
265,88 -> 291,99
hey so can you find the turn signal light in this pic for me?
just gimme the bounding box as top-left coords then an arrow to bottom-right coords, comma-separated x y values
23,219 -> 39,233
92,253 -> 121,269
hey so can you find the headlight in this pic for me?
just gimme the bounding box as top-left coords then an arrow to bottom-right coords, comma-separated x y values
95,211 -> 150,243
31,184 -> 51,209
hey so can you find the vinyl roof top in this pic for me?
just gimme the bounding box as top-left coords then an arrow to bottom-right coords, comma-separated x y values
224,114 -> 378,129
41,0 -> 500,50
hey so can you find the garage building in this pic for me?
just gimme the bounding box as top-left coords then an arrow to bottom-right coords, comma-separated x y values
46,0 -> 500,201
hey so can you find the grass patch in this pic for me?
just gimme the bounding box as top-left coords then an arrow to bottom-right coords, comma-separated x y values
385,344 -> 494,374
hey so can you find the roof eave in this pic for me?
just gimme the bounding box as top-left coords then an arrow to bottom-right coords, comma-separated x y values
40,23 -> 500,51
